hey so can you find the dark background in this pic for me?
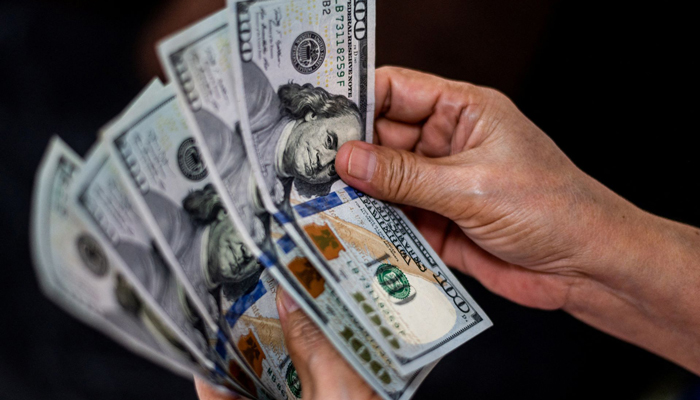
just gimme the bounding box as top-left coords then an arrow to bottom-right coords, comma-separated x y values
1,1 -> 698,399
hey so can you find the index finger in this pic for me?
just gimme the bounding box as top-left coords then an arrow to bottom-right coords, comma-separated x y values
375,66 -> 483,124
373,67 -> 487,156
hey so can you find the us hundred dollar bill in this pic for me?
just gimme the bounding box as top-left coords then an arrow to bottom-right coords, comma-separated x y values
268,232 -> 435,400
103,81 -> 276,400
35,139 -> 251,394
157,9 -> 432,399
31,137 -> 217,384
70,143 -> 266,397
227,0 -> 492,374
102,72 -> 293,399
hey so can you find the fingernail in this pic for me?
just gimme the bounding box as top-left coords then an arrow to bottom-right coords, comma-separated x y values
348,145 -> 377,181
280,289 -> 300,314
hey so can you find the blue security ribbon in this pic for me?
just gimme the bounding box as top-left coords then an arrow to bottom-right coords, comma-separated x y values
214,362 -> 226,377
258,252 -> 277,268
273,211 -> 293,224
276,234 -> 296,254
225,280 -> 268,328
293,187 -> 363,218
214,328 -> 231,360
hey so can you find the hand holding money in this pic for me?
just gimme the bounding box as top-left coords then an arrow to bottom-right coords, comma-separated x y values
30,2 -> 700,400
275,289 -> 380,400
335,67 -> 700,375
190,60 -> 700,400
336,65 -> 586,310
31,2 -> 492,399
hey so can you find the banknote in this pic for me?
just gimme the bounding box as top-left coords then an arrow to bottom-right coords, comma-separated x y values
227,0 -> 492,374
70,143 -> 266,397
31,137 -> 201,381
156,8 -> 433,399
102,65 -> 292,398
31,138 -> 252,395
156,12 -> 300,399
103,82 -> 227,334
268,232 -> 435,400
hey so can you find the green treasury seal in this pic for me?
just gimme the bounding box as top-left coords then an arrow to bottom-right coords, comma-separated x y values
375,264 -> 411,300
286,362 -> 302,398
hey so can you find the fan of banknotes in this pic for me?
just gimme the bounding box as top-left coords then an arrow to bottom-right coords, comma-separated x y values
30,1 -> 492,399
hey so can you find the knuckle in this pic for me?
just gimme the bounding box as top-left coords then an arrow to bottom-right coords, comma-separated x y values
478,86 -> 515,111
450,163 -> 490,221
467,164 -> 491,198
495,91 -> 519,114
285,314 -> 326,356
382,65 -> 406,75
456,80 -> 478,95
285,313 -> 314,340
481,86 -> 506,101
380,149 -> 419,204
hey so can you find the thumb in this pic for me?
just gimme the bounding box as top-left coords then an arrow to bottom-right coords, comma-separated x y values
276,288 -> 378,400
336,141 -> 457,215
275,288 -> 331,399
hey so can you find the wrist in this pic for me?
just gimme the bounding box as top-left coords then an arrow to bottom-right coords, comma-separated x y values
563,185 -> 700,374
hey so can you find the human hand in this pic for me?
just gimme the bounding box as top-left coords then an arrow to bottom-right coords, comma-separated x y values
273,289 -> 380,400
337,66 -> 628,310
195,289 -> 380,400
335,67 -> 700,373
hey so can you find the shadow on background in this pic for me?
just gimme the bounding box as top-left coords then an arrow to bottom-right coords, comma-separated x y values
1,1 -> 697,399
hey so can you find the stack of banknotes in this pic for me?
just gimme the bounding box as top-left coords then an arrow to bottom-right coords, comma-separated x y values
30,1 -> 492,399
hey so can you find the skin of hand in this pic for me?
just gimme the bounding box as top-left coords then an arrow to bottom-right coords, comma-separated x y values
194,377 -> 243,400
333,66 -> 700,375
274,289 -> 380,400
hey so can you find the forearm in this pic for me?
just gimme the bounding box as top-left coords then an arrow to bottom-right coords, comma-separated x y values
564,199 -> 700,374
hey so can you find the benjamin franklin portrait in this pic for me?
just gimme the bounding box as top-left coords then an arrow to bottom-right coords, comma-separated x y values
192,61 -> 364,224
241,61 -> 364,204
143,184 -> 263,316
181,184 -> 264,303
